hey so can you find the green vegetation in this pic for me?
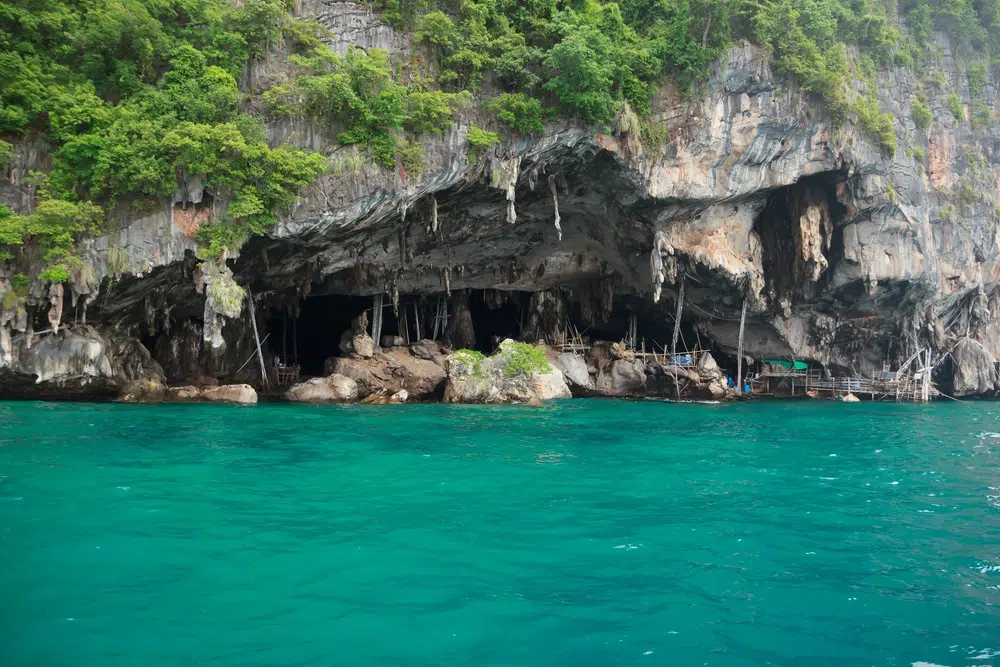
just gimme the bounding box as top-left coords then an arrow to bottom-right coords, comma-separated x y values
911,98 -> 933,130
453,348 -> 487,377
3,0 -> 1000,283
906,146 -> 926,162
467,126 -> 500,149
500,341 -> 550,378
947,93 -> 964,121
0,0 -> 326,275
1,290 -> 18,310
486,93 -> 545,135
262,42 -> 471,168
966,62 -> 988,97
203,261 -> 246,316
0,139 -> 12,169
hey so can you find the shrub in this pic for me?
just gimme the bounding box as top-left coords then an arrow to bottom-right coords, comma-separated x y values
500,341 -> 550,378
203,261 -> 245,317
396,140 -> 424,177
1,291 -> 18,310
967,63 -> 988,97
911,99 -> 932,130
105,245 -> 130,277
486,93 -> 545,135
197,221 -> 249,260
947,93 -> 964,121
467,126 -> 500,149
453,349 -> 486,378
853,92 -> 897,156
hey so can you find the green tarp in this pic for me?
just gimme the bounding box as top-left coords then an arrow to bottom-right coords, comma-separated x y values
763,359 -> 808,370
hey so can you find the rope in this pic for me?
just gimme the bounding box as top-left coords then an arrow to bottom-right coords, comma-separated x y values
683,298 -> 745,322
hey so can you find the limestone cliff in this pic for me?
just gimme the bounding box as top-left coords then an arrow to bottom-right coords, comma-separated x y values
2,3 -> 999,399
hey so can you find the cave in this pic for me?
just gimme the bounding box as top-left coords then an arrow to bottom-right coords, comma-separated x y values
278,293 -> 372,376
467,289 -> 528,352
754,171 -> 848,306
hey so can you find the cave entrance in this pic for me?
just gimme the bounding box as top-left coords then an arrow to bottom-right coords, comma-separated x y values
275,293 -> 371,377
753,171 -> 848,306
468,289 -> 528,352
572,296 -> 682,352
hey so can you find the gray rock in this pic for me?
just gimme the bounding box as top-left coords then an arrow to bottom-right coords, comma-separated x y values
607,359 -> 646,396
444,340 -> 569,403
951,339 -> 998,396
553,353 -> 591,389
118,377 -> 165,403
286,374 -> 359,403
351,334 -> 374,359
165,385 -> 202,401
201,384 -> 257,405
410,339 -> 442,360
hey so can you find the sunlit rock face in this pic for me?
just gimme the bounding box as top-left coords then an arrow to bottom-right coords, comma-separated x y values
2,5 -> 999,398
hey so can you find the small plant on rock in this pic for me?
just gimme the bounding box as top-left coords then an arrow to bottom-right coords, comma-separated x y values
501,341 -> 550,378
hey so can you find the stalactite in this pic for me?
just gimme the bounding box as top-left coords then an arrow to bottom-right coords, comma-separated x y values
431,195 -> 438,233
47,283 -> 64,333
507,199 -> 516,225
392,282 -> 400,317
443,267 -> 451,298
650,230 -> 673,303
549,175 -> 562,241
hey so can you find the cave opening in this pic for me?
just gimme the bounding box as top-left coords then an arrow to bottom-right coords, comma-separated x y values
754,171 -> 848,307
278,293 -> 371,376
468,289 -> 528,352
572,296 -> 681,352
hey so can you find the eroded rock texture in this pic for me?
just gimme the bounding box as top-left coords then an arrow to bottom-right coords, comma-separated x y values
2,4 -> 999,399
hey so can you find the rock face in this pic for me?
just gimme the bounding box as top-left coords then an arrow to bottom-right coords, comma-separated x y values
553,353 -> 592,391
285,374 -> 359,403
444,340 -> 571,404
201,384 -> 258,405
2,7 -> 1000,399
326,348 -> 447,400
118,377 -> 166,403
951,339 -> 999,397
0,325 -> 164,399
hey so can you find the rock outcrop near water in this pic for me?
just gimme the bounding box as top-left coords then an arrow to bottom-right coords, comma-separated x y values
2,3 -> 999,400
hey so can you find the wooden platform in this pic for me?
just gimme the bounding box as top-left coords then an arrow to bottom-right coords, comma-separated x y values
275,366 -> 300,386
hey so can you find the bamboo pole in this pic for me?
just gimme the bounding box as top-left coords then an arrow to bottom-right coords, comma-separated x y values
414,302 -> 422,342
736,296 -> 747,395
282,310 -> 288,365
247,290 -> 268,391
671,278 -> 685,401
372,294 -> 384,348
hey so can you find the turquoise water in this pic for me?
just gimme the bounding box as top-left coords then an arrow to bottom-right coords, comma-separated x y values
1,400 -> 999,666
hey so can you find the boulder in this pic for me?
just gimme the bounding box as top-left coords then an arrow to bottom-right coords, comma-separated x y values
390,389 -> 409,403
327,350 -> 447,400
165,385 -> 202,401
118,377 -> 165,403
707,379 -> 727,399
444,339 -> 570,404
381,335 -> 406,347
338,312 -> 374,358
841,393 -> 861,402
530,369 -> 572,400
553,352 -> 591,389
410,339 -> 443,360
600,359 -> 645,396
951,338 -> 998,396
201,384 -> 257,405
351,334 -> 375,359
285,374 -> 359,403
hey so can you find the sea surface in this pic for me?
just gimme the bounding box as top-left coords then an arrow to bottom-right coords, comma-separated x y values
1,399 -> 999,666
